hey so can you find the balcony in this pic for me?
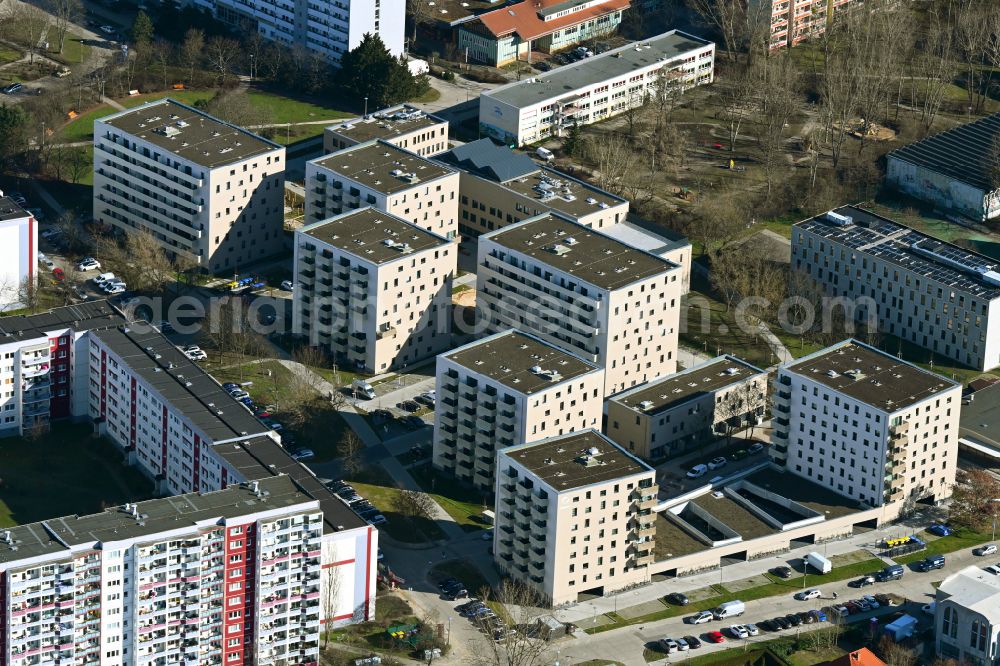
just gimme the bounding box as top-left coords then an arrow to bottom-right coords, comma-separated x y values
377,326 -> 396,339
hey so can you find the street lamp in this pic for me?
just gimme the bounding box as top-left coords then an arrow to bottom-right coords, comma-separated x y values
990,498 -> 1000,541
364,96 -> 369,118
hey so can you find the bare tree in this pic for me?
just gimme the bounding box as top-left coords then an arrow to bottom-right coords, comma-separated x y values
585,131 -> 634,196
471,579 -> 551,666
180,29 -> 205,85
717,62 -> 757,152
877,635 -> 917,666
684,195 -> 746,259
48,0 -> 83,54
321,565 -> 343,649
749,53 -> 800,196
913,8 -> 956,132
393,489 -> 435,520
17,275 -> 41,314
338,430 -> 364,476
206,36 -> 241,87
7,3 -> 48,65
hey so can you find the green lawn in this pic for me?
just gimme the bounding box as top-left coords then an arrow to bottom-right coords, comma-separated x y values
57,104 -> 114,143
0,45 -> 21,66
117,89 -> 217,109
267,124 -> 327,146
587,558 -> 885,634
408,463 -> 491,532
53,33 -> 90,65
0,423 -> 155,527
682,288 -> 781,368
245,90 -> 352,124
872,333 -> 1000,385
895,527 -> 993,564
347,480 -> 446,543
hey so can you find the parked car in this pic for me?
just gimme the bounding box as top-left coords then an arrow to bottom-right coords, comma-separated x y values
230,390 -> 250,401
745,624 -> 759,636
708,456 -> 728,470
666,593 -> 689,606
415,391 -> 436,406
77,258 -> 100,271
100,24 -> 115,33
975,544 -> 998,556
398,399 -> 420,412
686,464 -> 708,479
291,449 -> 315,461
444,588 -> 468,601
862,595 -> 880,609
811,610 -> 828,622
772,617 -> 790,630
784,614 -> 802,627
915,555 -> 946,572
2,83 -> 23,94
222,382 -> 240,391
280,280 -> 294,291
928,524 -> 952,537
683,635 -> 702,649
535,61 -> 551,71
52,267 -> 64,281
368,515 -> 387,525
728,449 -> 749,461
659,638 -> 679,654
851,575 -> 876,588
795,589 -> 822,601
371,409 -> 393,425
706,631 -> 726,644
73,286 -> 89,301
798,612 -> 815,624
770,566 -> 793,579
105,284 -> 126,294
688,611 -> 714,624
728,625 -> 749,639
748,442 -> 765,454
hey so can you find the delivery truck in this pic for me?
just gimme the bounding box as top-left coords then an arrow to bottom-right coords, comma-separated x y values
804,551 -> 832,574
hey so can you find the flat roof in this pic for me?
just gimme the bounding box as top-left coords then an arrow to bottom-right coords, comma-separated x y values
311,140 -> 455,195
796,206 -> 1000,300
300,207 -> 450,264
484,30 -> 712,109
611,356 -> 764,415
0,300 -> 125,340
327,105 -> 446,145
938,566 -> 1000,623
889,113 -> 1000,193
653,512 -> 705,559
504,430 -> 652,491
485,213 -> 674,290
99,99 -> 280,169
744,467 -> 860,518
474,0 -> 630,41
691,493 -> 775,539
601,217 -> 691,257
213,437 -> 367,533
443,329 -> 599,394
782,340 -> 959,412
0,196 -> 28,223
92,326 -> 269,441
0,477 -> 309,565
959,382 -> 1000,453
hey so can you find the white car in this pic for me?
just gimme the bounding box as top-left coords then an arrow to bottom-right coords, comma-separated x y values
94,272 -> 115,285
686,464 -> 708,478
40,257 -> 55,270
708,456 -> 728,470
280,280 -> 294,291
77,258 -> 100,271
73,286 -> 89,301
659,638 -> 678,654
105,284 -> 125,294
100,24 -> 115,33
291,449 -> 315,461
745,623 -> 759,636
229,390 -> 250,401
795,588 -> 822,601
974,544 -> 998,556
676,638 -> 689,651
689,611 -> 713,624
729,625 -> 749,639
185,349 -> 207,361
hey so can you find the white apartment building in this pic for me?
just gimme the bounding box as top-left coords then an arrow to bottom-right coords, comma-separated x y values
479,30 -> 715,146
0,301 -> 125,438
434,138 -> 629,239
770,339 -> 962,508
0,194 -> 37,311
93,99 -> 286,273
935,566 -> 1000,665
477,213 -> 683,396
186,0 -> 404,64
0,477 -> 324,666
494,430 -> 657,606
292,208 -> 456,374
432,329 -> 605,489
793,206 -> 1000,371
324,105 -> 449,157
305,140 -> 459,240
606,355 -> 768,461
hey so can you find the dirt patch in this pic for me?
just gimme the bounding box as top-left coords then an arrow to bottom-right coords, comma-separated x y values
829,550 -> 873,566
833,118 -> 897,141
452,289 -> 476,308
724,574 -> 773,592
616,599 -> 670,620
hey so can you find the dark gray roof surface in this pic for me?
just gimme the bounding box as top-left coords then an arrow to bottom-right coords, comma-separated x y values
0,477 -> 311,565
889,113 -> 1000,192
612,356 -> 764,416
0,196 -> 29,223
959,382 -> 1000,453
301,207 -> 450,264
91,325 -> 269,441
439,138 -> 538,182
0,300 -> 125,339
443,330 -> 599,394
783,340 -> 960,412
504,430 -> 653,491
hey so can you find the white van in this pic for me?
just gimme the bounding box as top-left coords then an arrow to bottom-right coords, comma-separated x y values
713,600 -> 745,619
535,147 -> 554,162
351,379 -> 376,400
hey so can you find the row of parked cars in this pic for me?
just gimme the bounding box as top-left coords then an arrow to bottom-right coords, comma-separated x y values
686,443 -> 765,478
662,609 -> 832,654
327,480 -> 387,526
454,596 -> 517,641
92,272 -> 126,295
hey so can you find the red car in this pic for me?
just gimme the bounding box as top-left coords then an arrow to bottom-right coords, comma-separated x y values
706,631 -> 726,644
52,267 -> 64,281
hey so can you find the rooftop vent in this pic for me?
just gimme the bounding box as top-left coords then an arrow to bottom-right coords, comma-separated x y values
638,400 -> 654,411
825,211 -> 853,226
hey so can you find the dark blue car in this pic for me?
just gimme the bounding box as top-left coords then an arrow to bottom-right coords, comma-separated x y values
928,524 -> 952,537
